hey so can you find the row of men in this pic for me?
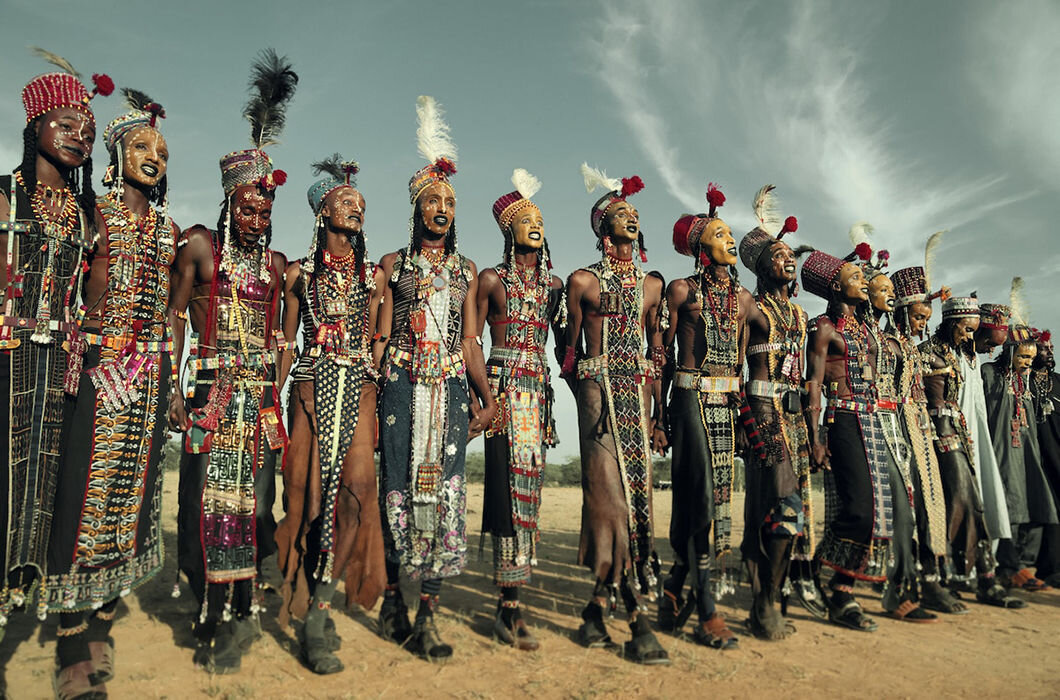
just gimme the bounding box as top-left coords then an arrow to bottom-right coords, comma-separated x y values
2,49 -> 1059,698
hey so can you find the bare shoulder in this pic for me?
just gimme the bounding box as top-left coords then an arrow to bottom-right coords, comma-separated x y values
271,250 -> 288,272
550,274 -> 563,291
666,276 -> 691,302
567,268 -> 597,294
644,270 -> 665,295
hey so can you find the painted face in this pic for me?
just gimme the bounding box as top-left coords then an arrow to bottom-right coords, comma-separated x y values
38,107 -> 95,169
604,201 -> 639,242
867,274 -> 895,313
322,186 -> 365,235
764,241 -> 797,283
1036,339 -> 1055,371
230,185 -> 273,246
952,316 -> 980,346
700,218 -> 737,266
1012,343 -> 1037,373
835,262 -> 869,302
121,127 -> 168,188
908,301 -> 933,337
974,324 -> 1008,354
418,182 -> 455,236
510,203 -> 544,249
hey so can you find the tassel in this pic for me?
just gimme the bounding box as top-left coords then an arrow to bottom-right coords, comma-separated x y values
639,248 -> 648,263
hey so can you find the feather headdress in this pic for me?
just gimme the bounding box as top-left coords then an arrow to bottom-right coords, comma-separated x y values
416,95 -> 458,167
844,221 -> 874,262
581,163 -> 621,194
311,153 -> 359,187
752,184 -> 781,235
1009,276 -> 1028,326
511,167 -> 541,200
243,48 -> 299,149
31,46 -> 80,78
23,47 -> 112,123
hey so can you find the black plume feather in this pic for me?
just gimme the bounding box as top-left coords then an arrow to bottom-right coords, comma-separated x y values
243,48 -> 298,149
793,245 -> 815,260
311,153 -> 346,181
122,88 -> 155,112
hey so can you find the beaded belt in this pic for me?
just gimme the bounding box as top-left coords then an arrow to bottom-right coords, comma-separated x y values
746,379 -> 801,398
829,397 -> 898,414
81,331 -> 172,353
747,342 -> 783,356
928,406 -> 960,418
487,363 -> 546,382
389,347 -> 466,378
576,353 -> 654,384
935,433 -> 963,453
0,315 -> 78,332
673,371 -> 740,394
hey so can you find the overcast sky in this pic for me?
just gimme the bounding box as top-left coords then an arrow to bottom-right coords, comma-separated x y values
1,0 -> 1056,459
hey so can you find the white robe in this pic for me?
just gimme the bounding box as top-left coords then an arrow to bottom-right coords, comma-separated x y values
957,353 -> 1012,541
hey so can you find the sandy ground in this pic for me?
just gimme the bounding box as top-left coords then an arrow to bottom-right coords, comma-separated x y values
2,479 -> 1059,699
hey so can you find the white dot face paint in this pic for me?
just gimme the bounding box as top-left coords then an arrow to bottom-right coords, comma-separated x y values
38,107 -> 95,168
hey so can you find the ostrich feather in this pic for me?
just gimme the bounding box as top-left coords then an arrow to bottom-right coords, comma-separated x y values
311,153 -> 346,181
121,88 -> 155,112
848,221 -> 874,249
31,47 -> 80,77
1010,276 -> 1029,325
243,49 -> 298,149
416,95 -> 457,165
581,162 -> 621,194
752,184 -> 781,234
923,230 -> 945,291
793,244 -> 815,259
511,168 -> 541,200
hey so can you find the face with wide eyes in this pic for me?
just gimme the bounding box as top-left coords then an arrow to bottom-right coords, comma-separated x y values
230,185 -> 273,247
604,201 -> 639,241
510,204 -> 544,249
953,316 -> 980,346
1013,343 -> 1037,372
322,186 -> 365,235
121,127 -> 168,188
38,107 -> 95,169
835,262 -> 869,302
418,182 -> 455,237
699,218 -> 737,266
908,301 -> 933,336
765,240 -> 796,283
1036,339 -> 1055,370
867,274 -> 895,312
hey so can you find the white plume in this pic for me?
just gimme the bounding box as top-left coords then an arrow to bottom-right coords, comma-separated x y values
1009,276 -> 1029,325
752,184 -> 781,234
581,162 -> 621,194
511,168 -> 541,199
848,221 -> 874,248
416,95 -> 457,165
923,230 -> 945,291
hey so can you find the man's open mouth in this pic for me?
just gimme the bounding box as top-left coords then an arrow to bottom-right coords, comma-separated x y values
528,231 -> 541,240
727,247 -> 737,257
783,264 -> 796,274
433,216 -> 449,226
140,164 -> 158,177
625,225 -> 638,234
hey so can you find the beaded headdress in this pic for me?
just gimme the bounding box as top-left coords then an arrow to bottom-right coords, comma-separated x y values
408,95 -> 457,205
102,89 -> 169,225
941,295 -> 979,320
492,168 -> 552,274
21,47 -> 113,124
303,154 -> 362,276
978,303 -> 1011,332
1001,277 -> 1032,345
800,250 -> 849,300
218,49 -> 298,282
582,163 -> 645,235
739,184 -> 799,274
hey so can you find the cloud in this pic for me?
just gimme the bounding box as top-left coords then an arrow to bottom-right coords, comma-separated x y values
588,0 -> 1028,256
968,0 -> 1060,188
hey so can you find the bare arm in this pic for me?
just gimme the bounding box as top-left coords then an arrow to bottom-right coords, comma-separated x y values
278,259 -> 301,391
804,319 -> 831,471
558,271 -> 590,395
373,252 -> 398,372
644,273 -> 668,454
461,259 -> 496,439
167,226 -> 210,431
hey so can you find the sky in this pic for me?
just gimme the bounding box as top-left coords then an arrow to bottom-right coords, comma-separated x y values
1,0 -> 1056,459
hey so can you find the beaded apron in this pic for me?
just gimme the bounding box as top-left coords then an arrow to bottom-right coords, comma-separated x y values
754,295 -> 813,556
484,263 -> 556,586
186,246 -> 280,593
45,193 -> 173,611
0,175 -> 90,623
576,260 -> 656,593
295,257 -> 375,582
867,318 -> 914,499
815,314 -> 893,581
897,333 -> 948,556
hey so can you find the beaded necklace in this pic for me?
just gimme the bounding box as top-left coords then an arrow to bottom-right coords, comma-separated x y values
1032,368 -> 1054,420
760,292 -> 804,382
1010,368 -> 1029,447
701,272 -> 738,343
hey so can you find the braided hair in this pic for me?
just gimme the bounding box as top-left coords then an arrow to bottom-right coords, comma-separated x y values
107,144 -> 168,205
19,118 -> 98,231
216,188 -> 275,252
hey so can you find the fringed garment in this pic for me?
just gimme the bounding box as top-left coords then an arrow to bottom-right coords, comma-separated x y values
178,234 -> 284,621
575,259 -> 659,597
380,250 -> 471,580
814,315 -> 894,582
277,254 -> 384,624
0,174 -> 91,624
482,263 -> 558,587
45,193 -> 173,613
742,294 -> 812,562
670,275 -> 742,596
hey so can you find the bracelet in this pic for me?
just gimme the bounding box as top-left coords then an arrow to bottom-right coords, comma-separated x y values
171,308 -> 187,321
464,334 -> 483,346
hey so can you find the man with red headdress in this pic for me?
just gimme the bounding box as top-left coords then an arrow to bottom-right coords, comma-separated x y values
558,164 -> 669,665
657,183 -> 752,649
169,50 -> 296,674
0,48 -> 111,694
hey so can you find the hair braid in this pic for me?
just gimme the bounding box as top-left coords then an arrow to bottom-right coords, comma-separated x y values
20,122 -> 38,196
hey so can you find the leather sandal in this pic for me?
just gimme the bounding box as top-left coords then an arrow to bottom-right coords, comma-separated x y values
886,599 -> 939,623
378,594 -> 413,645
623,617 -> 671,664
87,638 -> 115,685
54,660 -> 106,700
577,603 -> 614,649
976,583 -> 1027,609
1012,569 -> 1051,592
407,615 -> 452,661
299,625 -> 344,675
693,613 -> 739,649
827,599 -> 877,632
493,609 -> 540,651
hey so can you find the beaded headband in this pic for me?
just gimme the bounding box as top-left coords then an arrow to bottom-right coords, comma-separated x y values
21,48 -> 113,124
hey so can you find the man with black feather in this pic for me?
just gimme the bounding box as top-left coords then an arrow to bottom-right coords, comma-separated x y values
273,155 -> 386,674
168,50 -> 296,674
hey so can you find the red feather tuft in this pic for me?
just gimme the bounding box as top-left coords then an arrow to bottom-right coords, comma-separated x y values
145,102 -> 166,127
1040,330 -> 1052,343
640,248 -> 648,263
705,182 -> 726,209
91,73 -> 115,97
272,169 -> 288,186
781,216 -> 798,234
854,242 -> 872,261
699,251 -> 712,268
621,175 -> 644,197
435,158 -> 457,175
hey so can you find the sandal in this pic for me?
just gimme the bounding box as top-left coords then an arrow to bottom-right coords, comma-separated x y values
299,625 -> 344,675
407,615 -> 453,661
976,583 -> 1027,609
577,603 -> 615,649
886,599 -> 939,624
1011,569 -> 1051,592
693,613 -> 739,649
87,638 -> 115,685
493,611 -> 540,652
378,594 -> 413,645
827,599 -> 877,632
921,585 -> 970,615
623,618 -> 671,664
54,660 -> 107,700
791,577 -> 829,620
